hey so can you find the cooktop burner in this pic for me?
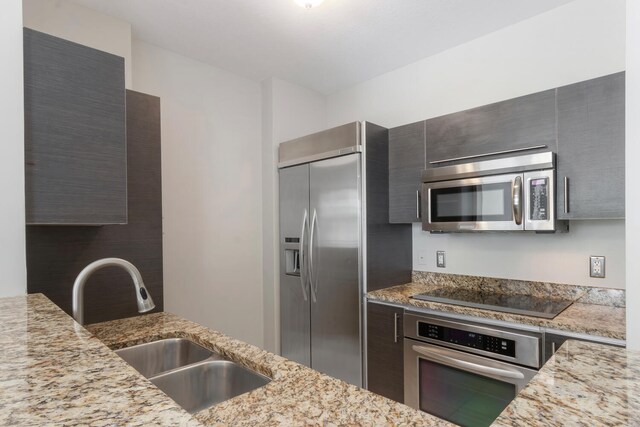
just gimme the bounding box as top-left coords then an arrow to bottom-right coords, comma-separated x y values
410,288 -> 573,319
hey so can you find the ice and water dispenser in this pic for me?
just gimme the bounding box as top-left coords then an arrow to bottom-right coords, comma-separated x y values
284,249 -> 300,276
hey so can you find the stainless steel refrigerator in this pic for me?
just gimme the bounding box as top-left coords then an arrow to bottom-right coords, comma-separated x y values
278,122 -> 412,387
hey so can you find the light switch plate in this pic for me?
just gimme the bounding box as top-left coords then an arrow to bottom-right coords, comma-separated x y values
436,251 -> 446,268
590,256 -> 605,278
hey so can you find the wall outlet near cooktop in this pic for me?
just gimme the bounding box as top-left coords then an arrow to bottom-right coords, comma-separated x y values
436,251 -> 446,268
590,256 -> 605,278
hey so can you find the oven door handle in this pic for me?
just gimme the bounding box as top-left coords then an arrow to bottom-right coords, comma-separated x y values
412,345 -> 525,380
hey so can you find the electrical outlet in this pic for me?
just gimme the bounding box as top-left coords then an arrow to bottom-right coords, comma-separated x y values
418,251 -> 428,265
436,251 -> 446,268
590,256 -> 605,278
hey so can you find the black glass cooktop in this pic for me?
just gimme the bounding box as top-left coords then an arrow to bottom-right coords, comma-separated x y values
411,287 -> 573,319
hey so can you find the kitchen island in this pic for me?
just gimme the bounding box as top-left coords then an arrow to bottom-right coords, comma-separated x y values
0,294 -> 445,426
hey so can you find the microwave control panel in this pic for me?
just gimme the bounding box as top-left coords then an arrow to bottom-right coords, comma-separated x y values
418,321 -> 516,357
529,177 -> 549,221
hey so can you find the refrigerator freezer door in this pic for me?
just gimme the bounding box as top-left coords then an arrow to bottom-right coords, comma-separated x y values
309,154 -> 362,386
279,164 -> 311,367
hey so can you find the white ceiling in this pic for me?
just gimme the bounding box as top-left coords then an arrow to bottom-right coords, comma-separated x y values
69,0 -> 575,94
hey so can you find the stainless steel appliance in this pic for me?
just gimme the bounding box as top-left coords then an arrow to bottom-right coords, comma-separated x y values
411,288 -> 573,319
404,312 -> 541,427
278,122 -> 412,387
422,152 -> 568,232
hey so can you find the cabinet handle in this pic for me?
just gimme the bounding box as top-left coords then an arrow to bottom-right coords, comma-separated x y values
552,342 -> 556,354
564,177 -> 570,214
428,144 -> 548,165
393,313 -> 399,343
416,190 -> 421,219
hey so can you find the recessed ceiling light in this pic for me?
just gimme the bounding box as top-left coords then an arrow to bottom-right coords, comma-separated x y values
295,0 -> 325,9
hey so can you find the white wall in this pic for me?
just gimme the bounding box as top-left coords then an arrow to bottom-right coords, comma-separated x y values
23,0 -> 133,88
132,40 -> 264,347
626,0 -> 639,348
327,0 -> 626,288
261,78 -> 326,352
0,0 -> 26,298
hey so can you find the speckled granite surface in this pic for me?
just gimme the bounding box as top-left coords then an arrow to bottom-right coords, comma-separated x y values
0,294 -> 198,426
494,340 -> 640,426
1,294 -> 447,427
3,292 -> 631,427
369,272 -> 625,340
412,271 -> 593,301
87,310 -> 450,426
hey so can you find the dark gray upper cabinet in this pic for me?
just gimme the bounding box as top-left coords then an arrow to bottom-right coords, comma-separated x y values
557,72 -> 625,220
367,302 -> 404,403
388,121 -> 425,223
24,28 -> 127,225
424,90 -> 557,166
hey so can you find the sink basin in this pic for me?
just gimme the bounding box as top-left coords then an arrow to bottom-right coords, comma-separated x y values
150,361 -> 271,414
115,338 -> 217,378
114,338 -> 272,413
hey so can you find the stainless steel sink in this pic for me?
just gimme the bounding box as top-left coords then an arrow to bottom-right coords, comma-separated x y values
115,338 -> 218,378
114,338 -> 271,413
150,361 -> 271,413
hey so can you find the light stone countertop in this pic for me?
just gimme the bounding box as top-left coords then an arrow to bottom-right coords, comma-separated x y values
86,309 -> 448,426
494,339 -> 640,426
2,292 -> 633,427
367,274 -> 625,340
0,293 -> 447,427
0,294 -> 198,427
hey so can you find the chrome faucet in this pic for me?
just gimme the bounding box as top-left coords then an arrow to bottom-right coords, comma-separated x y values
72,258 -> 155,325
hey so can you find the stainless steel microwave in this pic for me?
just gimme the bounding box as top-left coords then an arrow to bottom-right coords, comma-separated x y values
421,152 -> 568,232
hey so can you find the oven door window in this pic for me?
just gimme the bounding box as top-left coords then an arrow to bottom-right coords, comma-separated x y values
419,358 -> 516,427
430,182 -> 513,222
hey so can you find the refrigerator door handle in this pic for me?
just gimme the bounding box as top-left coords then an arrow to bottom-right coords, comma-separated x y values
299,209 -> 309,301
309,209 -> 318,303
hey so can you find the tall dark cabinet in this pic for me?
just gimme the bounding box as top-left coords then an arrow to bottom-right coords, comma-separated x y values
24,28 -> 127,225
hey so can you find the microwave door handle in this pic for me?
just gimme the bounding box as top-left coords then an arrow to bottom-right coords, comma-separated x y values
512,176 -> 523,226
299,209 -> 309,301
412,345 -> 525,380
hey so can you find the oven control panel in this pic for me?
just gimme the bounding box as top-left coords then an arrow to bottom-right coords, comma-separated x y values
418,321 -> 516,358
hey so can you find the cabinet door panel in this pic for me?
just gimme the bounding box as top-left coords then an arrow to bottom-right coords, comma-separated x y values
24,28 -> 126,224
557,72 -> 625,219
367,302 -> 404,403
389,121 -> 425,223
425,90 -> 556,165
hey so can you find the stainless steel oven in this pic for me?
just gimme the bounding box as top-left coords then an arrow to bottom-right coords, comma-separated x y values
422,152 -> 567,232
404,313 -> 541,427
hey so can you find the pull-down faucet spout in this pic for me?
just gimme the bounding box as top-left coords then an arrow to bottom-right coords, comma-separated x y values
72,258 -> 155,325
